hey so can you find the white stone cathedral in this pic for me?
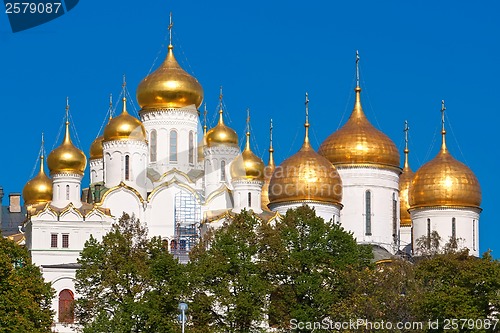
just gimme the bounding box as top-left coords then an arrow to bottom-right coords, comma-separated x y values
19,24 -> 481,332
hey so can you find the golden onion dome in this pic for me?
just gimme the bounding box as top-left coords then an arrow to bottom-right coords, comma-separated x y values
399,142 -> 415,226
48,120 -> 87,175
89,135 -> 104,160
269,110 -> 342,205
261,120 -> 276,210
230,132 -> 265,181
103,97 -> 146,142
261,150 -> 275,211
409,129 -> 481,209
137,45 -> 203,110
23,155 -> 52,205
318,86 -> 400,169
206,108 -> 239,147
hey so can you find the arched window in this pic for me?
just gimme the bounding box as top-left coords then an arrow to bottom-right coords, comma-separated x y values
248,192 -> 252,207
150,130 -> 157,162
220,160 -> 226,181
392,193 -> 398,243
66,185 -> 70,200
58,289 -> 74,323
365,190 -> 371,236
189,131 -> 194,164
452,217 -> 456,241
124,155 -> 130,180
170,130 -> 177,162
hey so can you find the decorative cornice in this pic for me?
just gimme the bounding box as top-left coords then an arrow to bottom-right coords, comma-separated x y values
97,181 -> 146,204
147,179 -> 202,203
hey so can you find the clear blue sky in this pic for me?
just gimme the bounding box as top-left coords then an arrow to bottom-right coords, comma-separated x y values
0,1 -> 498,255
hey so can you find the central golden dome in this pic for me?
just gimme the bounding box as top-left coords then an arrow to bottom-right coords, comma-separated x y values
318,87 -> 400,169
104,98 -> 146,142
206,109 -> 239,147
409,136 -> 481,209
89,135 -> 104,160
137,45 -> 203,110
23,155 -> 52,205
269,120 -> 342,205
48,121 -> 87,175
230,132 -> 265,181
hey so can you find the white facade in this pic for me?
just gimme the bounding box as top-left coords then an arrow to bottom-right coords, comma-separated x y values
269,201 -> 341,224
411,207 -> 481,257
336,166 -> 401,254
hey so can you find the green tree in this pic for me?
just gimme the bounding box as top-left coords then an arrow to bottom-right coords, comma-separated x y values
0,232 -> 54,333
75,213 -> 186,333
412,249 -> 500,332
259,205 -> 373,331
188,210 -> 269,333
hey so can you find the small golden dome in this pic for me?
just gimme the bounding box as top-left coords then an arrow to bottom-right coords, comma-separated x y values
230,132 -> 265,181
318,87 -> 400,169
103,98 -> 146,142
399,146 -> 415,226
269,113 -> 342,205
206,109 -> 238,147
137,45 -> 203,110
409,136 -> 481,209
89,135 -> 104,160
48,121 -> 87,175
23,156 -> 52,205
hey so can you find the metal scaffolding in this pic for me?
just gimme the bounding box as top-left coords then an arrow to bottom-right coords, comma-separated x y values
172,191 -> 201,263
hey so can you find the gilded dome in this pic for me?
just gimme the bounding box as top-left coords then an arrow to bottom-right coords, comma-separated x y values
104,98 -> 146,142
89,135 -> 104,160
269,121 -> 342,205
409,137 -> 481,209
206,109 -> 238,147
399,147 -> 415,227
48,121 -> 87,175
137,45 -> 203,110
261,148 -> 275,210
23,156 -> 52,205
230,133 -> 265,181
318,87 -> 400,169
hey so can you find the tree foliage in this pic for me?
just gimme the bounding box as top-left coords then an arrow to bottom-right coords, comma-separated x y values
0,232 -> 54,333
75,213 -> 185,333
188,210 -> 269,333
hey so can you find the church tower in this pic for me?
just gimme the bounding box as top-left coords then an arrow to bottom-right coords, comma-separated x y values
409,101 -> 481,256
23,136 -> 53,207
103,81 -> 148,198
136,14 -> 204,177
399,121 -> 415,254
269,93 -> 343,222
204,88 -> 240,197
47,99 -> 87,209
230,110 -> 265,213
318,52 -> 401,254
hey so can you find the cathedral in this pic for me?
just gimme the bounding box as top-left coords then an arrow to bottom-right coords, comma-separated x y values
17,22 -> 481,332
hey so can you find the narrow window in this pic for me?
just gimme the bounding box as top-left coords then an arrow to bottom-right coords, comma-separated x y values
66,185 -> 70,200
365,190 -> 371,235
58,289 -> 75,323
472,219 -> 476,251
427,218 -> 431,249
62,234 -> 69,248
220,160 -> 226,181
124,155 -> 130,180
452,217 -> 456,242
392,193 -> 398,243
150,130 -> 157,162
189,131 -> 194,164
248,192 -> 252,207
51,234 -> 58,248
170,130 -> 178,162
